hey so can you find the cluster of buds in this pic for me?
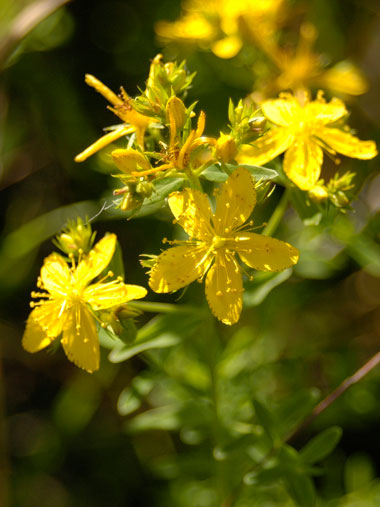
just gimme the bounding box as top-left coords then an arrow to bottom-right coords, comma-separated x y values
54,217 -> 96,257
227,98 -> 266,145
308,171 -> 356,209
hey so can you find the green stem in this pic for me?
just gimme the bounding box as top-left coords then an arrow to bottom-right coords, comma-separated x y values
262,188 -> 289,237
128,300 -> 197,314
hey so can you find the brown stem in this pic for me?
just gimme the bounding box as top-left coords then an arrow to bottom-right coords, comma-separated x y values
287,349 -> 380,443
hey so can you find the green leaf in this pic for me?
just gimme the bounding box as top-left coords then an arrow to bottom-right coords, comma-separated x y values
243,269 -> 292,307
108,312 -> 201,363
117,387 -> 141,416
201,163 -> 279,183
126,405 -> 182,432
300,426 -> 342,464
105,239 -> 125,279
275,388 -> 320,438
286,472 -> 316,507
253,400 -> 279,444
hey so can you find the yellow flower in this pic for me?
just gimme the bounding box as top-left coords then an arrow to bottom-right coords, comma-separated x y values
155,0 -> 283,59
237,92 -> 378,191
75,75 -> 151,163
149,167 -> 299,325
22,234 -> 147,372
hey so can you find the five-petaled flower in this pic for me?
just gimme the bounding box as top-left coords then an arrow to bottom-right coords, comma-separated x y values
149,167 -> 299,325
22,234 -> 147,372
237,92 -> 377,190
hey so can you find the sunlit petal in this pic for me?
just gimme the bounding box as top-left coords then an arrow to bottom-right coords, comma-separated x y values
40,253 -> 71,296
283,138 -> 323,190
234,232 -> 299,271
168,189 -> 213,240
237,128 -> 294,167
316,61 -> 368,96
75,234 -> 117,287
261,95 -> 300,127
22,302 -> 64,352
84,282 -> 147,310
149,245 -> 212,293
61,305 -> 99,373
317,128 -> 378,160
211,35 -> 242,59
205,252 -> 243,326
213,166 -> 256,235
306,96 -> 347,125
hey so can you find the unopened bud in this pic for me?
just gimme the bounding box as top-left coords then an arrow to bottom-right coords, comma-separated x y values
120,191 -> 144,211
215,134 -> 238,163
308,185 -> 328,203
136,180 -> 154,198
112,149 -> 151,173
166,96 -> 187,130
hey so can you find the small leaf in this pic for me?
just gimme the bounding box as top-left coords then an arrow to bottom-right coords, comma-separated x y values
117,387 -> 141,416
243,269 -> 292,307
286,472 -> 316,507
253,400 -> 279,444
300,426 -> 342,464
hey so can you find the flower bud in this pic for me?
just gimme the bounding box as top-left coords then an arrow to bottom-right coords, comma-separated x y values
112,149 -> 151,174
215,134 -> 238,163
166,96 -> 187,130
308,185 -> 328,203
55,217 -> 95,256
136,180 -> 154,198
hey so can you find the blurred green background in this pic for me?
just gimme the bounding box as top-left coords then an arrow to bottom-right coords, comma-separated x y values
1,0 -> 380,505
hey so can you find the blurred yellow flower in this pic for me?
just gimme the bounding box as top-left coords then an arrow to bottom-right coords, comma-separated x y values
252,23 -> 368,101
75,75 -> 151,163
23,234 -> 147,372
237,92 -> 377,190
149,167 -> 298,325
156,0 -> 284,59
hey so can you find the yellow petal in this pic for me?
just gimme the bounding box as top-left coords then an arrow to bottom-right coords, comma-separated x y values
213,167 -> 256,235
317,128 -> 378,160
283,138 -> 323,190
149,245 -> 212,293
261,95 -> 300,127
306,96 -> 347,125
317,61 -> 368,96
168,189 -> 213,240
237,128 -> 294,167
211,35 -> 243,59
40,253 -> 71,295
61,305 -> 99,373
205,252 -> 243,325
234,232 -> 299,271
75,126 -> 136,162
84,282 -> 147,310
75,234 -> 117,287
22,302 -> 64,352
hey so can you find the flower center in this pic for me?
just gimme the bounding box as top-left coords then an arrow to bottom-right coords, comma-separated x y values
212,235 -> 227,249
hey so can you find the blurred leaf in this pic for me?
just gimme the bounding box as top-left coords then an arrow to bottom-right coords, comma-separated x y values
285,472 -> 316,507
108,312 -> 201,362
243,269 -> 293,307
127,404 -> 182,432
275,388 -> 320,438
117,387 -> 142,416
253,400 -> 279,445
300,426 -> 342,465
344,453 -> 375,493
